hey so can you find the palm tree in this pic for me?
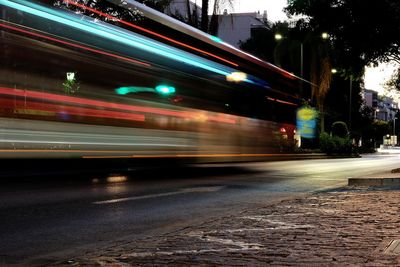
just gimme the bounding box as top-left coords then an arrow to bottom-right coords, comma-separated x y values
274,23 -> 333,133
308,34 -> 332,133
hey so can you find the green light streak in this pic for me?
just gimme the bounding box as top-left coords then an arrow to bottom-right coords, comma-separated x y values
115,86 -> 155,95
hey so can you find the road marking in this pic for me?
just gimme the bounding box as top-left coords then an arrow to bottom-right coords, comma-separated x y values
93,186 -> 224,204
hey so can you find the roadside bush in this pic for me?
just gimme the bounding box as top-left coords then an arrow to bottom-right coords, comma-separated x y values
332,135 -> 352,154
331,121 -> 349,138
319,132 -> 353,155
319,132 -> 335,154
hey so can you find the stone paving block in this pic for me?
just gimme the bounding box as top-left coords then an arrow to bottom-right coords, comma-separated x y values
48,188 -> 400,266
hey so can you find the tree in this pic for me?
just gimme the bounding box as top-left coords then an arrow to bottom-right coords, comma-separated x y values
386,67 -> 400,91
286,0 -> 400,74
52,0 -> 172,23
307,31 -> 332,133
285,0 -> 400,139
331,121 -> 349,138
203,0 -> 234,34
239,21 -> 277,63
240,20 -> 334,132
200,0 -> 209,32
273,20 -> 333,132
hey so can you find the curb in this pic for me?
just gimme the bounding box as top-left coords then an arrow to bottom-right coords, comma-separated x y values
348,177 -> 400,186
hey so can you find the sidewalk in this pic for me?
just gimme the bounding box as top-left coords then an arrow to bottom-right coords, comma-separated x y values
53,185 -> 400,266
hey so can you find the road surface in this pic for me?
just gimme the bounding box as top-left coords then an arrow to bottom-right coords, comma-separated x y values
0,153 -> 399,265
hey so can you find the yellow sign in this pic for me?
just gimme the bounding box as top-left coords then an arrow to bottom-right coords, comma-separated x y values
297,107 -> 318,138
297,107 -> 317,121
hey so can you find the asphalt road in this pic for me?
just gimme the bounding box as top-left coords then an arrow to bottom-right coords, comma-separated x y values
1,154 -> 399,266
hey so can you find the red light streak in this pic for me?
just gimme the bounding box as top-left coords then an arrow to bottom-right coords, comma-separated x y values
0,23 -> 151,67
62,0 -> 239,67
266,97 -> 298,106
0,87 -> 236,124
0,98 -> 145,122
0,87 -> 185,117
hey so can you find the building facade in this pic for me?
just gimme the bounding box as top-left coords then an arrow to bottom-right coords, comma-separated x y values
164,1 -> 269,48
213,10 -> 267,48
362,89 -> 399,121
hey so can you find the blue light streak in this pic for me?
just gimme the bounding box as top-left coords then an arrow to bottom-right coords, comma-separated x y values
1,0 -> 269,87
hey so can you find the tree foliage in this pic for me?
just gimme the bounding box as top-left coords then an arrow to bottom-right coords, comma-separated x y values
331,121 -> 348,138
52,0 -> 167,24
319,131 -> 352,154
386,67 -> 400,91
240,20 -> 334,132
286,0 -> 400,75
239,21 -> 277,63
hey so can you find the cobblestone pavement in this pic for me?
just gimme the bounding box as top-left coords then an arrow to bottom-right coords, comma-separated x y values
55,188 -> 400,266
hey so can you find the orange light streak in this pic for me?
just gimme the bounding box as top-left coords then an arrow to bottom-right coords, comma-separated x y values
82,153 -> 298,158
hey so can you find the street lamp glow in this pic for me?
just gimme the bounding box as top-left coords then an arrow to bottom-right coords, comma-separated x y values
226,72 -> 247,82
66,72 -> 75,81
375,108 -> 380,120
274,33 -> 283,40
331,68 -> 337,74
321,32 -> 329,39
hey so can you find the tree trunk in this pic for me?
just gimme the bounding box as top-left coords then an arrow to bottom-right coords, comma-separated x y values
200,0 -> 209,32
186,0 -> 193,26
319,104 -> 325,133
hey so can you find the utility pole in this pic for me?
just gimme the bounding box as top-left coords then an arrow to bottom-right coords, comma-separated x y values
349,76 -> 352,131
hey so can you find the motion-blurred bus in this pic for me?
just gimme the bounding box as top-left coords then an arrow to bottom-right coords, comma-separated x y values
0,0 -> 306,161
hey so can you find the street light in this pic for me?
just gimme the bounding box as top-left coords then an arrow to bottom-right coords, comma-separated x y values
330,69 -> 353,130
274,33 -> 304,93
274,33 -> 283,40
321,32 -> 329,40
394,118 -> 397,146
375,108 -> 380,119
274,32 -> 330,87
349,75 -> 352,131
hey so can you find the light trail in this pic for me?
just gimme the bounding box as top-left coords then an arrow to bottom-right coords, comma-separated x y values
93,186 -> 225,204
62,0 -> 239,67
0,86 -> 237,124
266,97 -> 298,106
83,153 -> 297,159
0,97 -> 145,122
2,0 -> 243,79
0,149 -> 297,158
0,22 -> 150,67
